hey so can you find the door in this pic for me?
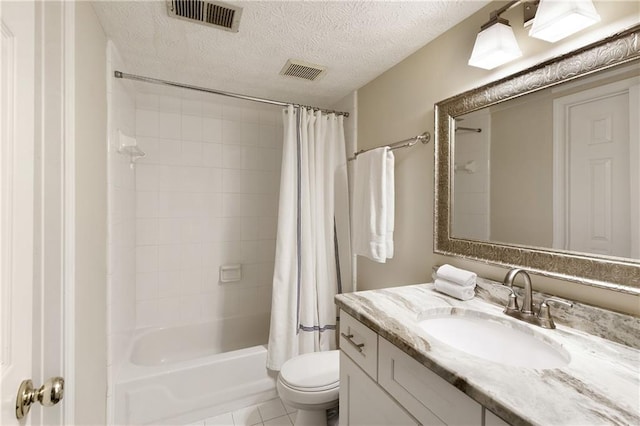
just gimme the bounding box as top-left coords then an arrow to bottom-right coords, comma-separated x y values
568,91 -> 631,257
1,1 -> 37,424
1,1 -> 65,424
553,75 -> 640,258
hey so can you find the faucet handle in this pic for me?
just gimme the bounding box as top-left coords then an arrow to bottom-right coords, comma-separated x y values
497,285 -> 519,313
537,297 -> 573,329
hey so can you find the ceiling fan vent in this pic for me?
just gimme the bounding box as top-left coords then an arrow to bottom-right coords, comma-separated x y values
280,59 -> 327,81
167,0 -> 242,33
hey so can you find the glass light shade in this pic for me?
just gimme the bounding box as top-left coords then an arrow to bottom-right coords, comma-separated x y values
529,0 -> 601,43
468,22 -> 523,70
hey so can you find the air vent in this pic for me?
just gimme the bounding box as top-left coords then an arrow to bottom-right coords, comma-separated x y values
279,59 -> 327,82
167,0 -> 242,33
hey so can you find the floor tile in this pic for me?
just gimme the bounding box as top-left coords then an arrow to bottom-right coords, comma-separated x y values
282,402 -> 297,415
232,405 -> 263,426
204,412 -> 234,426
257,398 -> 286,421
288,412 -> 297,424
263,414 -> 292,426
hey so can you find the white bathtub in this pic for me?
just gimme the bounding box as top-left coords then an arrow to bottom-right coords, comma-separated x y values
114,314 -> 277,425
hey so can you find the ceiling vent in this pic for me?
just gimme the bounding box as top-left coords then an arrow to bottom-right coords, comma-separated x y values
279,59 -> 327,82
167,0 -> 242,33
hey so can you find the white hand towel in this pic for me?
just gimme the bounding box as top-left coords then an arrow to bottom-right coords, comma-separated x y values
436,264 -> 477,287
385,149 -> 395,258
434,278 -> 475,301
352,147 -> 394,263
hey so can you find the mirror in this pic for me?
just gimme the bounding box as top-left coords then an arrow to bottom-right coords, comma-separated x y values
435,24 -> 640,293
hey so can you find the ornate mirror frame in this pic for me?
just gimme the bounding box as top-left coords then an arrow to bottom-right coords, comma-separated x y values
434,24 -> 640,295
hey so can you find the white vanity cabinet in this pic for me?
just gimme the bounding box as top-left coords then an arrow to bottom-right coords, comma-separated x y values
339,312 -> 510,426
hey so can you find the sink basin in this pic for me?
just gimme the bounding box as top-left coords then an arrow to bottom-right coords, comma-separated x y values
419,311 -> 570,369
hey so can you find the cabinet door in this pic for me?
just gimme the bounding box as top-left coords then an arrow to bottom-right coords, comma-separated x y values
340,352 -> 419,426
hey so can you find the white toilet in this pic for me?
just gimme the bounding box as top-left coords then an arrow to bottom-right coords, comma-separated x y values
277,350 -> 340,426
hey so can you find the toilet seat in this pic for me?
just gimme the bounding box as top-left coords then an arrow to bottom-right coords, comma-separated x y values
279,350 -> 339,392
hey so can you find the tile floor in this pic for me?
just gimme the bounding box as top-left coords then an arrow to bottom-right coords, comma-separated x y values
188,398 -> 297,426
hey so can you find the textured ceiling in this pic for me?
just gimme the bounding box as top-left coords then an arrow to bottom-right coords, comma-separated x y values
93,0 -> 490,107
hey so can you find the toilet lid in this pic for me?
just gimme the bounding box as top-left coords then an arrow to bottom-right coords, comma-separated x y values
279,350 -> 339,391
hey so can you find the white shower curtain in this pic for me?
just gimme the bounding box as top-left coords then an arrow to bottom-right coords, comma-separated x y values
267,105 -> 350,371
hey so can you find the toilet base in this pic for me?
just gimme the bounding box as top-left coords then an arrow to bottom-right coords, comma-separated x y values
293,408 -> 329,426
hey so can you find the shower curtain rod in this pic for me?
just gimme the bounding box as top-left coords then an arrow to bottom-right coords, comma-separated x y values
114,71 -> 350,117
347,131 -> 431,162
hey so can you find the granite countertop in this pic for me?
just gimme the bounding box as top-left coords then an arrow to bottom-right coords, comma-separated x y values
335,281 -> 640,426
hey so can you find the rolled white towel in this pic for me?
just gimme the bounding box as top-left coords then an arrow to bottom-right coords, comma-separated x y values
434,278 -> 475,301
436,264 -> 477,287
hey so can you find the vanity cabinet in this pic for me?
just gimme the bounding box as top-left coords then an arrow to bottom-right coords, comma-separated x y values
339,312 -> 510,426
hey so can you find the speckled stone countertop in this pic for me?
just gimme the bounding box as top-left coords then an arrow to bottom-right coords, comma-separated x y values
335,281 -> 640,426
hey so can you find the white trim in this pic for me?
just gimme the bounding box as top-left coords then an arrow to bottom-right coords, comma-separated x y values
553,76 -> 640,251
62,1 -> 75,424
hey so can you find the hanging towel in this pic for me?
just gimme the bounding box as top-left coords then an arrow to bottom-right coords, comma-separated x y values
434,278 -> 475,301
352,147 -> 395,263
436,264 -> 477,287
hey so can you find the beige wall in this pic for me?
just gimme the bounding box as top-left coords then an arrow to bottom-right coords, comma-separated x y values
74,2 -> 108,423
357,0 -> 640,315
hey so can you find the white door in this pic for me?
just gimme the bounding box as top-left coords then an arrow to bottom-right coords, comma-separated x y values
553,75 -> 640,258
1,1 -> 65,424
569,91 -> 631,257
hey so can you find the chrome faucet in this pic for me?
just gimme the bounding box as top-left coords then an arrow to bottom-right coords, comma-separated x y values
501,268 -> 573,329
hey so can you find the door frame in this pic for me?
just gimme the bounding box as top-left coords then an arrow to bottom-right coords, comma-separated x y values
552,75 -> 640,252
63,1 -> 76,424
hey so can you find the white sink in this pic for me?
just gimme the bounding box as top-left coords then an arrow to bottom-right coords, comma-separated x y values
419,311 -> 570,369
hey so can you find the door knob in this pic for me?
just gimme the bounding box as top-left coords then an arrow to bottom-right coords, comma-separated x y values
15,376 -> 64,420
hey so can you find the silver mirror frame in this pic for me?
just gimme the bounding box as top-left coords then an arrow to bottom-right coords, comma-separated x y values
435,24 -> 640,295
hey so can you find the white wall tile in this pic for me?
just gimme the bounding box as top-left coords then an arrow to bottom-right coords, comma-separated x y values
221,217 -> 242,241
158,244 -> 182,271
202,102 -> 222,118
136,110 -> 158,138
158,217 -> 183,244
181,115 -> 202,142
136,246 -> 158,273
135,92 -> 159,111
202,143 -> 222,167
181,99 -> 201,116
155,139 -> 182,165
136,164 -> 159,191
136,191 -> 158,218
202,117 -> 222,143
182,141 -> 203,166
158,269 -> 181,297
136,271 -> 158,301
158,112 -> 182,139
136,218 -> 158,246
159,95 -> 181,113
136,300 -> 158,328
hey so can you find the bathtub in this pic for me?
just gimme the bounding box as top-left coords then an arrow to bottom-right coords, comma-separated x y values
114,314 -> 277,425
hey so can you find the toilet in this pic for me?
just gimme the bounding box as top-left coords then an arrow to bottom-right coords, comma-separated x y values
277,350 -> 340,426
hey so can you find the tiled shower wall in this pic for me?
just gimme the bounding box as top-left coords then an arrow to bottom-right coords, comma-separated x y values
106,42 -> 137,418
133,90 -> 283,329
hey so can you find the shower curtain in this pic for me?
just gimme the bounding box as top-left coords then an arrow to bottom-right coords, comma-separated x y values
267,105 -> 350,371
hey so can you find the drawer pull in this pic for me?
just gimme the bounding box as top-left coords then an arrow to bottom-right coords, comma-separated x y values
341,332 -> 365,352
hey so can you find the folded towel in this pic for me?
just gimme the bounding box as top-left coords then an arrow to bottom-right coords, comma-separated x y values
436,264 -> 477,287
434,278 -> 475,301
352,147 -> 395,263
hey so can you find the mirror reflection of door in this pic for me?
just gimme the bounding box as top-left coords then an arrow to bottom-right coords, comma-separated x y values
553,77 -> 640,258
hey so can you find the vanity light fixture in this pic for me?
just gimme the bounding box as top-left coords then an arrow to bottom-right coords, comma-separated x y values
468,3 -> 524,70
529,0 -> 601,42
468,0 -> 601,70
468,16 -> 522,70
